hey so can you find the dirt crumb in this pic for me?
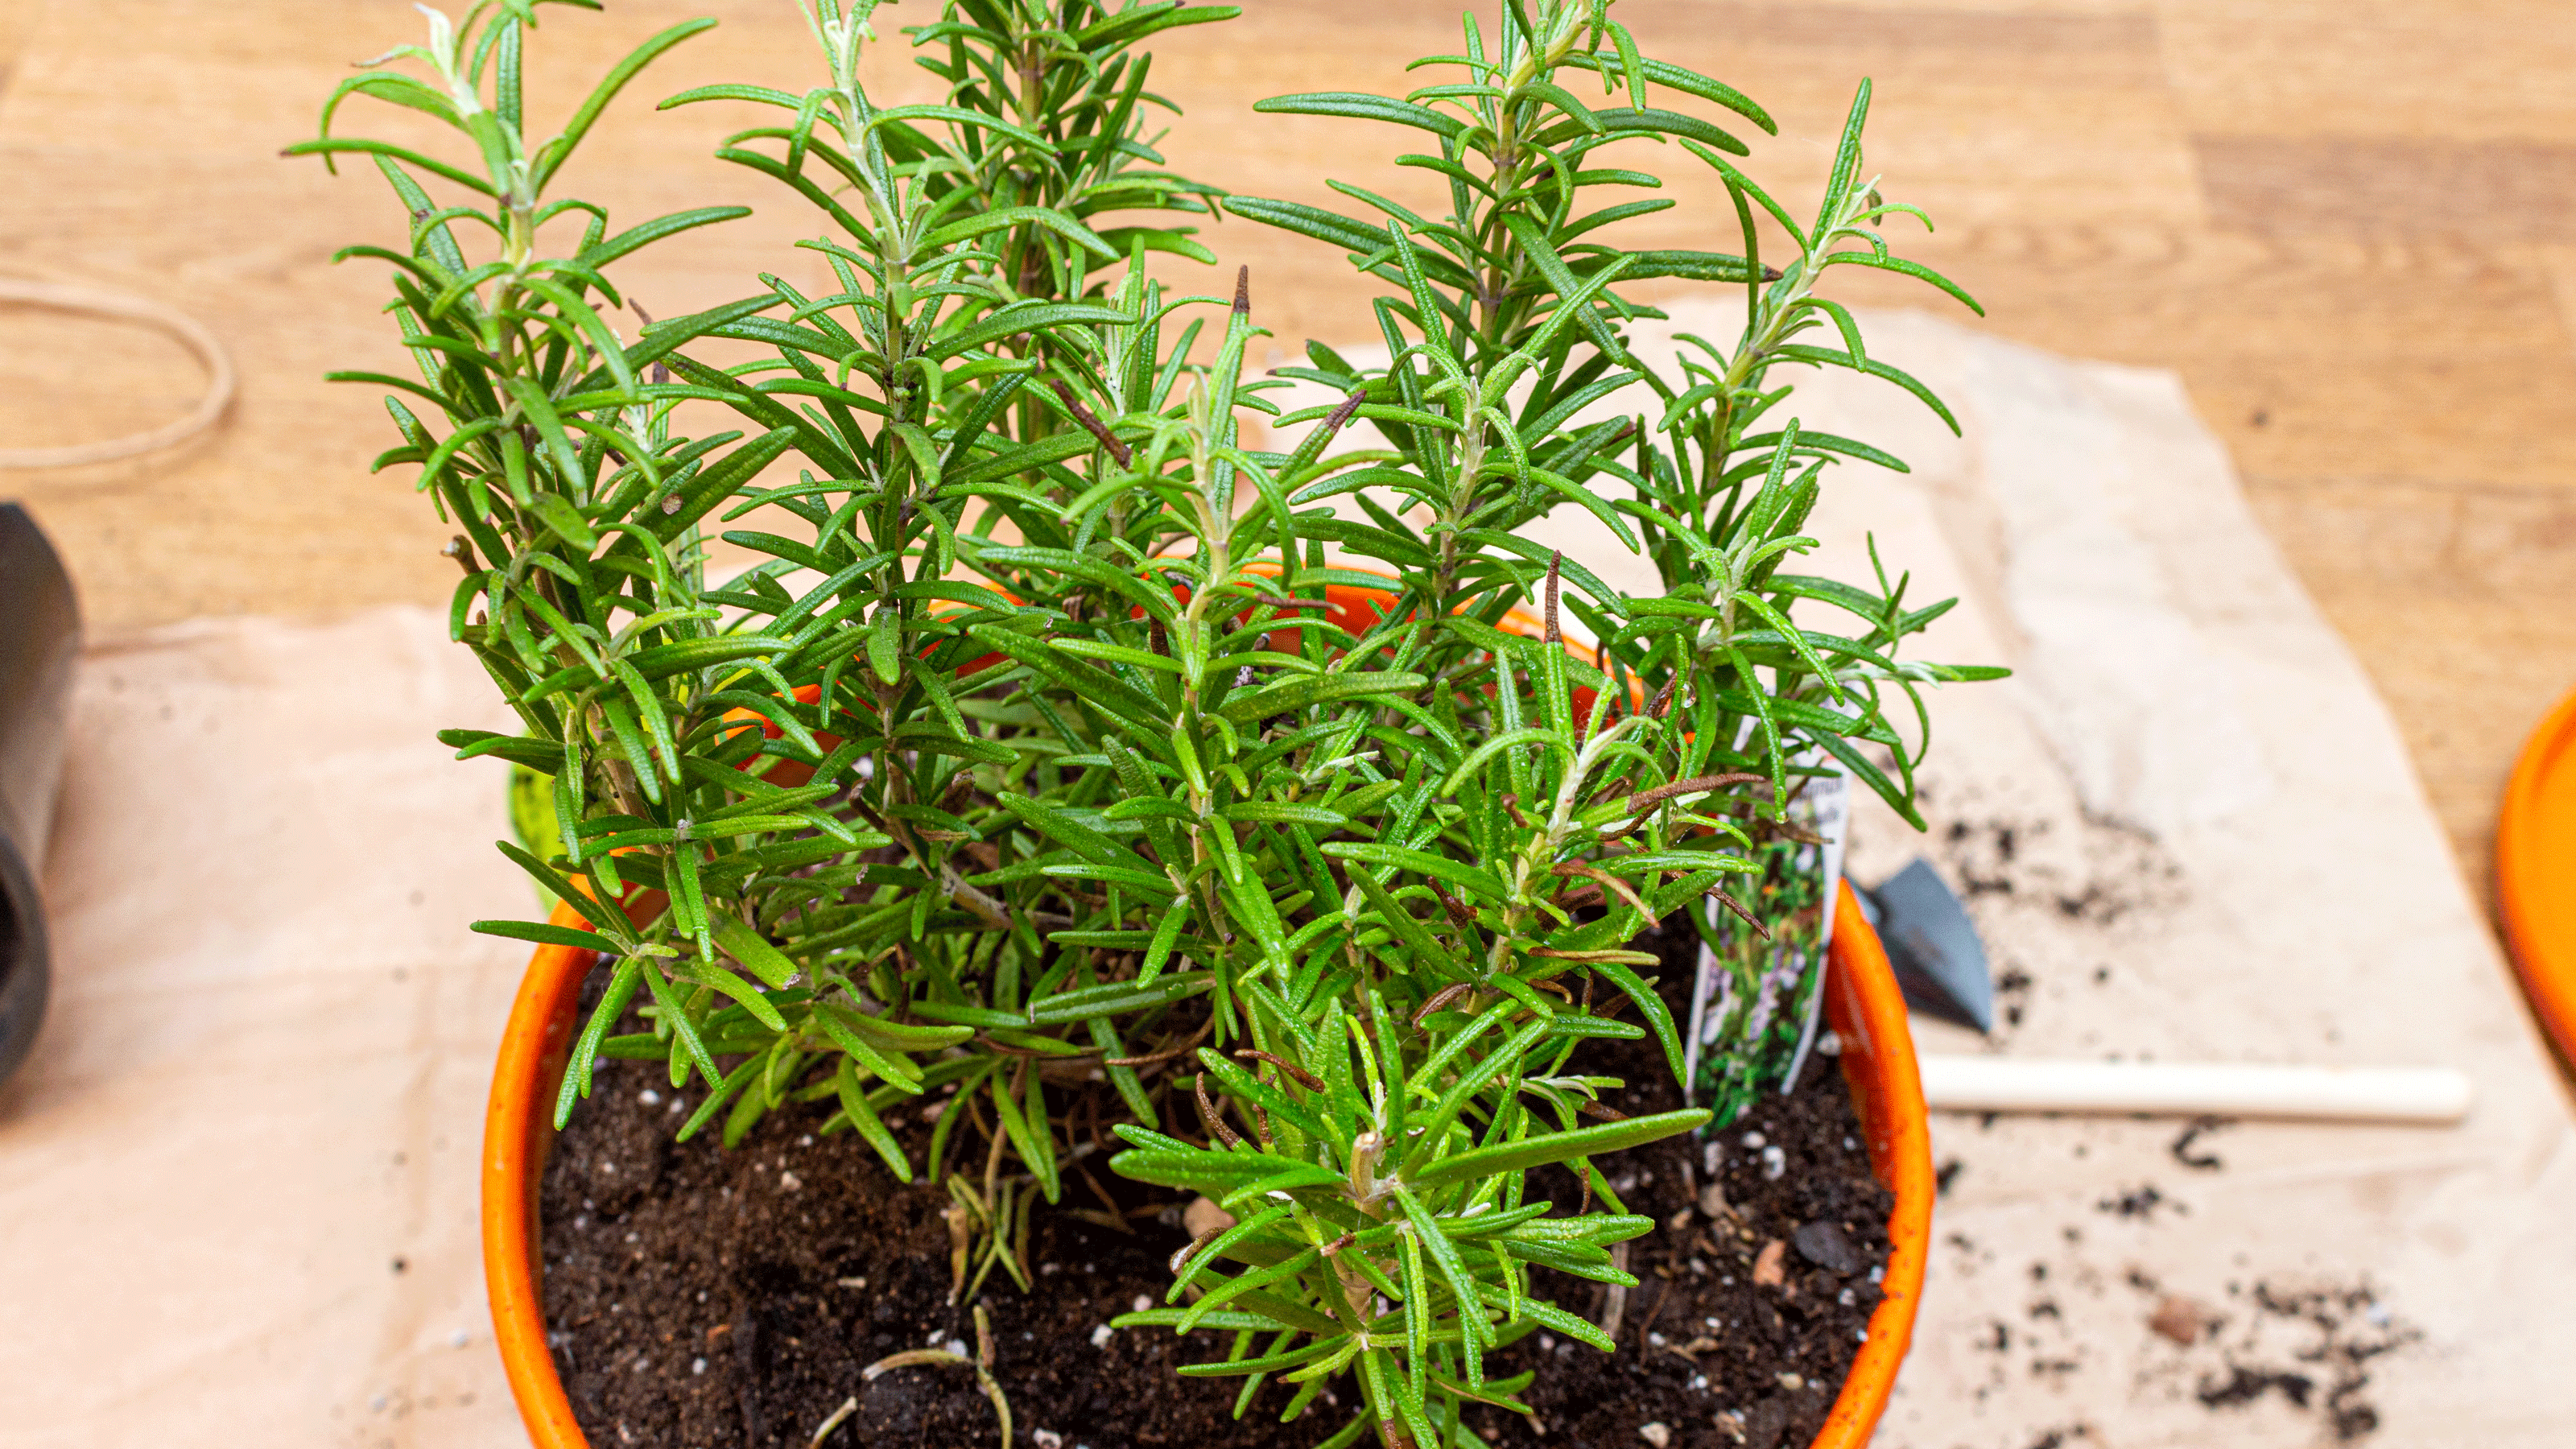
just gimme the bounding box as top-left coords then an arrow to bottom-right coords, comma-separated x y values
2169,1116 -> 2232,1172
2095,1183 -> 2185,1220
2149,1295 -> 2214,1346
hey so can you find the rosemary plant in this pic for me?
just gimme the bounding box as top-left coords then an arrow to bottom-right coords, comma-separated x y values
308,2 -> 1993,1445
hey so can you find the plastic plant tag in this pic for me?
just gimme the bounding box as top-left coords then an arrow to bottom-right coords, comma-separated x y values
1682,761 -> 1849,1127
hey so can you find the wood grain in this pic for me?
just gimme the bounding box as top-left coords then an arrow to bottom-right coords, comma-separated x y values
3,0 -> 2570,905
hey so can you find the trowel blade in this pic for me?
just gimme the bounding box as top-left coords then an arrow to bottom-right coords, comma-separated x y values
1863,858 -> 1995,1034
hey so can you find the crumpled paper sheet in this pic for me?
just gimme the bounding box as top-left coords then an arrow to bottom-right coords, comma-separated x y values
0,310 -> 2566,1449
1777,312 -> 2576,1449
0,611 -> 530,1447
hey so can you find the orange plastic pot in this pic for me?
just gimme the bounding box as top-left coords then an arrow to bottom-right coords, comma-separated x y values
722,567 -> 1608,787
480,879 -> 1930,1448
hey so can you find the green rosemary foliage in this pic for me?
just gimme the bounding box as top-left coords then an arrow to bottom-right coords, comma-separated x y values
314,3 -> 1996,1445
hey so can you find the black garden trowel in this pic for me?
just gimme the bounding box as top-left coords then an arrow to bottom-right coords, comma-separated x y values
1852,858 -> 1995,1034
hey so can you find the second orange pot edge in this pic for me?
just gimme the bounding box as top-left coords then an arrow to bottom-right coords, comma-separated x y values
481,883 -> 1933,1448
2498,684 -> 2576,1069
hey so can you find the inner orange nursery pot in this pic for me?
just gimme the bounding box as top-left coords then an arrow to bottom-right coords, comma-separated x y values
479,878 -> 1931,1449
721,564 -> 1624,790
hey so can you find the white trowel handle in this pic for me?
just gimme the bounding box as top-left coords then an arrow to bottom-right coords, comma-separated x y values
1918,1055 -> 2473,1124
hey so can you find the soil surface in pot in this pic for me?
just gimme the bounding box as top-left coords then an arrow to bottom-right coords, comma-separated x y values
541,923 -> 1891,1449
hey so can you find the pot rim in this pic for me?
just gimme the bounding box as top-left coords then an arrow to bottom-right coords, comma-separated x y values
481,878 -> 1931,1448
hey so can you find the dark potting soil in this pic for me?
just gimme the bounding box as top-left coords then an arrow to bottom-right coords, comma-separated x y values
540,921 -> 1892,1449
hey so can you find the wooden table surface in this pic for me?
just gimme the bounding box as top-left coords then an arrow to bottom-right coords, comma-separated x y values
2,0 -> 2570,908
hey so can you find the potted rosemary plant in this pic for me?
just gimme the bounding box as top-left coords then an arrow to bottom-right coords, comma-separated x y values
304,2 -> 1989,1445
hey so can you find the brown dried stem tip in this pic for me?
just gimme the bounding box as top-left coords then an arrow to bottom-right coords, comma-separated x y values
1626,771 -> 1765,815
1319,386 -> 1368,436
1233,1047 -> 1327,1092
1710,886 -> 1772,939
1430,883 -> 1477,931
1646,674 -> 1678,720
1544,551 -> 1564,645
1169,1227 -> 1225,1276
1552,860 -> 1650,916
1232,264 -> 1250,316
1194,1071 -> 1243,1149
1049,380 -> 1132,466
1411,981 -> 1475,1027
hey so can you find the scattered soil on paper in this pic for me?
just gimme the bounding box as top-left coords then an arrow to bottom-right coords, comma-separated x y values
1926,808 -> 2185,931
2190,1281 -> 2421,1443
